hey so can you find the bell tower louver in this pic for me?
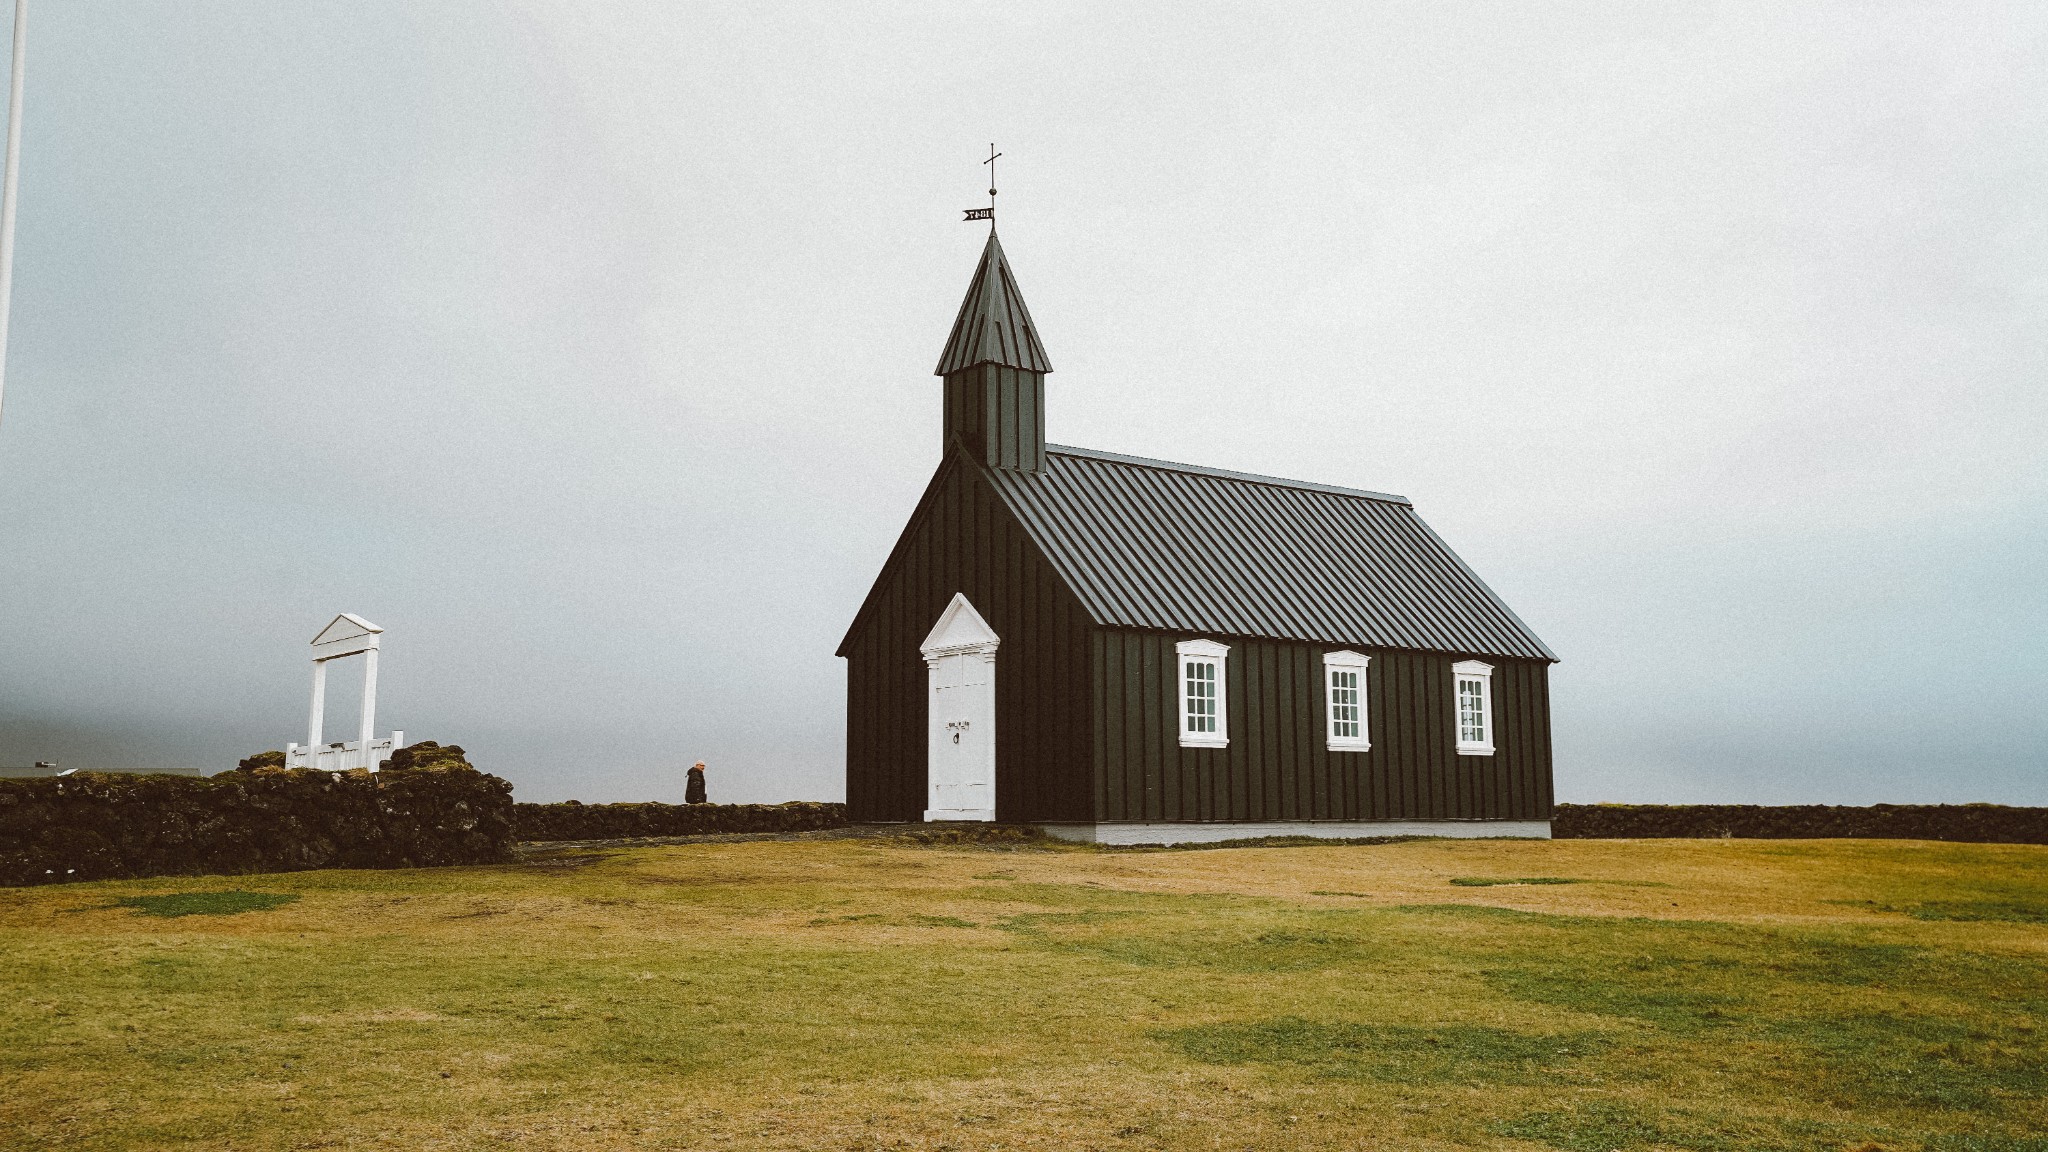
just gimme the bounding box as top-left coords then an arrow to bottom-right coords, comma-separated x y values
935,229 -> 1052,473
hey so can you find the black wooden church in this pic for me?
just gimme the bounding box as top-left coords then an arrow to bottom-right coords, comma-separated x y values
838,228 -> 1558,842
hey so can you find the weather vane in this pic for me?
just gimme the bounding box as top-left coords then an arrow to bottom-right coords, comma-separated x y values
963,143 -> 998,224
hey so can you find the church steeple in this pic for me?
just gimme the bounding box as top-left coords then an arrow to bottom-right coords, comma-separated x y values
936,230 -> 1052,473
937,230 -> 1053,376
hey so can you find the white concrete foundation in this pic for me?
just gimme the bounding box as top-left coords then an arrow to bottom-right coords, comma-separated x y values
1035,820 -> 1552,845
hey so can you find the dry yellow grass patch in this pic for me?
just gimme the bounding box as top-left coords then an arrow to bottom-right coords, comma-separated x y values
2,834 -> 2042,1150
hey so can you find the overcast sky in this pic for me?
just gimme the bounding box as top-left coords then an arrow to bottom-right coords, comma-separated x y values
0,2 -> 2041,806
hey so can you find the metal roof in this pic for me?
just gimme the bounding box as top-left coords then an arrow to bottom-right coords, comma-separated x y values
1039,444 -> 1413,506
934,230 -> 1054,376
980,445 -> 1558,661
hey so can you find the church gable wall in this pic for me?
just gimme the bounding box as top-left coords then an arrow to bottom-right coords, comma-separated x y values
1091,630 -> 1553,823
842,455 -> 1094,822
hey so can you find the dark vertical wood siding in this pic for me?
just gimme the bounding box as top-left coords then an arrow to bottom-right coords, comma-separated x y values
942,364 -> 1045,473
1089,629 -> 1552,822
842,454 -> 1092,822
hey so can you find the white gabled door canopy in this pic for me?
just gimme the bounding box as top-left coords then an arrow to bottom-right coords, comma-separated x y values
920,592 -> 1001,660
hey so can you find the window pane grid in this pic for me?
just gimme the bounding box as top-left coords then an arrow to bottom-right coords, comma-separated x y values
1458,678 -> 1486,744
1329,668 -> 1359,739
1184,660 -> 1217,734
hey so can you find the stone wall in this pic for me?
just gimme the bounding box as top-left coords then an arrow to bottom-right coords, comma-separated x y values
514,800 -> 847,842
1553,803 -> 2048,844
0,757 -> 514,887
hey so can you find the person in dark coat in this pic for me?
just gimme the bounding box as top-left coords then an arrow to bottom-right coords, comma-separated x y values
685,761 -> 708,805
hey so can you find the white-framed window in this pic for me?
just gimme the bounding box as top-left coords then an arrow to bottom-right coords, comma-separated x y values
1323,649 -> 1371,752
1453,659 -> 1495,756
1176,638 -> 1229,748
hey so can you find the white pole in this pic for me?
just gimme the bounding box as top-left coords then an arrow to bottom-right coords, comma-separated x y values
0,0 -> 26,430
358,647 -> 379,770
307,659 -> 328,764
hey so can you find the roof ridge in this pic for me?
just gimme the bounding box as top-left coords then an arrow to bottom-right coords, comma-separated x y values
1045,443 -> 1411,506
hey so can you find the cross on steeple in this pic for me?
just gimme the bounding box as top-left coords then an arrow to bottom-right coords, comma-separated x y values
963,143 -> 1001,224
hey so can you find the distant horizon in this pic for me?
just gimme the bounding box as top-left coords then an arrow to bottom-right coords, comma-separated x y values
2,753 -> 2042,814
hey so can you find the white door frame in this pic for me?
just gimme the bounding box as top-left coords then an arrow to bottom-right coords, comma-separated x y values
920,593 -> 999,822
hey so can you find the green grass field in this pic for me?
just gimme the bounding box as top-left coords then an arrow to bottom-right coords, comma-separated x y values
3,834 -> 2044,1150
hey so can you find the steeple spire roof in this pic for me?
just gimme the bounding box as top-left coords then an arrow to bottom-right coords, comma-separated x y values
935,230 -> 1053,376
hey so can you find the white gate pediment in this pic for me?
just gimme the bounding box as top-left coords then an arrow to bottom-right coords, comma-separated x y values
311,613 -> 383,660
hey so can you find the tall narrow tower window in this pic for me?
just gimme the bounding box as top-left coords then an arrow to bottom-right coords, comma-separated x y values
1176,639 -> 1229,748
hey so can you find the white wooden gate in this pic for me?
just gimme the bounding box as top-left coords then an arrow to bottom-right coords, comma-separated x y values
283,613 -> 404,772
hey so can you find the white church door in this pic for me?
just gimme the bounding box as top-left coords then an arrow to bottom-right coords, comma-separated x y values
920,593 -> 999,822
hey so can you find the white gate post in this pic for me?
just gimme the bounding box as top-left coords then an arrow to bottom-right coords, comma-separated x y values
307,658 -> 328,754
358,644 -> 378,768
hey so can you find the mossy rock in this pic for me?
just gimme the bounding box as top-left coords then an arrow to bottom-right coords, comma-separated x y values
383,742 -> 474,773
